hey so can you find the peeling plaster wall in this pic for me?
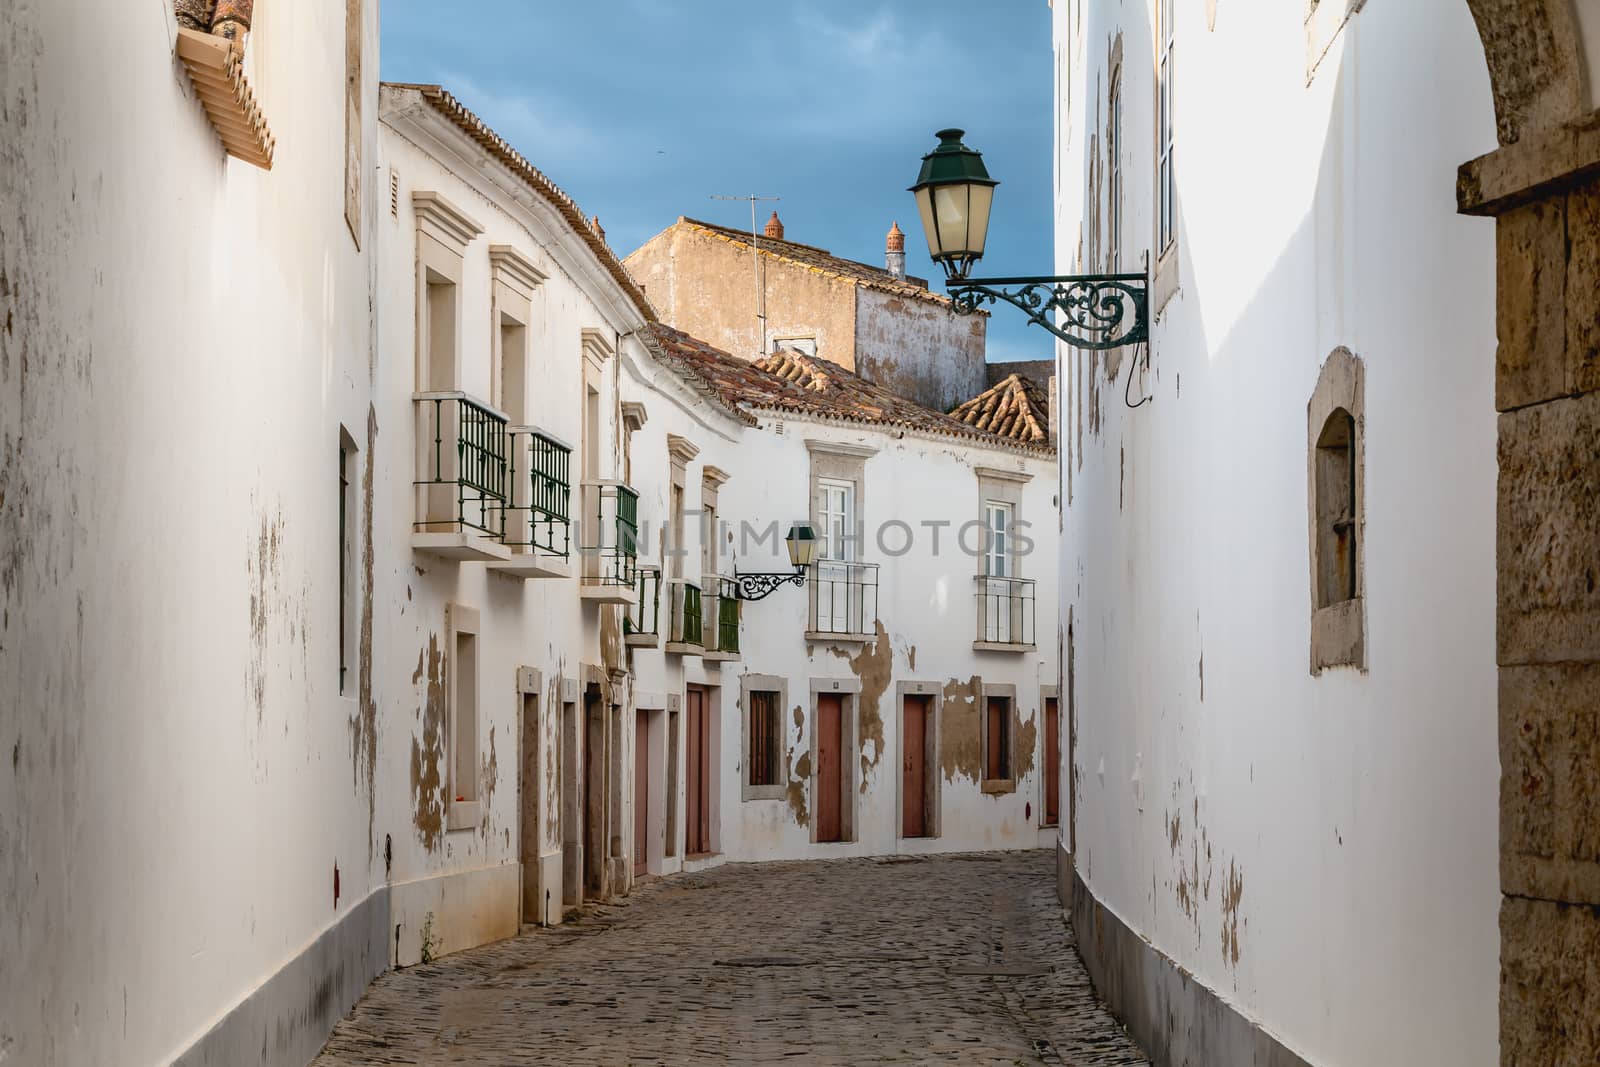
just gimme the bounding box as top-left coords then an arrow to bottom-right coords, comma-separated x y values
1054,2 -> 1499,1065
854,287 -> 986,413
373,113 -> 644,960
0,1 -> 384,1063
621,351 -> 1059,866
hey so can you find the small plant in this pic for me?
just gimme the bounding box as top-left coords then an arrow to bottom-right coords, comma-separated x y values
419,911 -> 438,964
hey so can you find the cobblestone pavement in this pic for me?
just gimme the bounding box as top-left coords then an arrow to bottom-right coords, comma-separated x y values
314,850 -> 1149,1065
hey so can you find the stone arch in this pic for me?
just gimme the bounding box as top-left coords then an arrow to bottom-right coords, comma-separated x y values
1455,3 -> 1600,1065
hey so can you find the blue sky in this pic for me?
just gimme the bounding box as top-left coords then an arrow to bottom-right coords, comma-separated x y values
381,1 -> 1054,366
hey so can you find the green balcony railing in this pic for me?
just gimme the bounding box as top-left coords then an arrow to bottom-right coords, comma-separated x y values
414,392 -> 508,538
674,580 -> 703,647
714,578 -> 740,654
503,429 -> 571,557
581,481 -> 639,589
625,566 -> 662,639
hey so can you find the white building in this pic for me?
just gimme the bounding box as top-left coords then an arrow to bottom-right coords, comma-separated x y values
1052,1 -> 1500,1064
622,324 -> 1061,872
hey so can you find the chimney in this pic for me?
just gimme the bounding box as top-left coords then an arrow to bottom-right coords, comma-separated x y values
764,211 -> 785,240
590,215 -> 606,243
885,221 -> 906,281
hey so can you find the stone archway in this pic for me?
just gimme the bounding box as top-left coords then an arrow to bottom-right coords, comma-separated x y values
1457,2 -> 1600,1062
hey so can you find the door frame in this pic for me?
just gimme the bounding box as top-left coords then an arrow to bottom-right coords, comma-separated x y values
809,677 -> 861,844
1040,685 -> 1060,828
895,680 -> 942,842
684,683 -> 715,857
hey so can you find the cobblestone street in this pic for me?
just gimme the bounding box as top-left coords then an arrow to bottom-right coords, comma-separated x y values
314,850 -> 1148,1065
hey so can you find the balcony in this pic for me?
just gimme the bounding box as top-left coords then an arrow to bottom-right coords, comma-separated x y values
700,576 -> 741,662
973,575 -> 1036,652
412,392 -> 512,561
806,561 -> 879,643
664,579 -> 702,655
489,428 -> 572,579
624,566 -> 662,648
579,481 -> 638,605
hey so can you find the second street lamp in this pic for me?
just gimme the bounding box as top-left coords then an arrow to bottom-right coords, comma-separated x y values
909,128 -> 1149,352
733,522 -> 817,601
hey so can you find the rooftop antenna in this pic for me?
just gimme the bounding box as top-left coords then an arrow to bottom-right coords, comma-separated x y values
711,193 -> 779,359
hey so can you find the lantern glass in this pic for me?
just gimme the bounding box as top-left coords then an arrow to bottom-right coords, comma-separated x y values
909,129 -> 999,279
785,523 -> 818,569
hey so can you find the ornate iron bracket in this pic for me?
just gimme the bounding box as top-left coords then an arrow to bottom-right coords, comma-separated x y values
732,570 -> 806,601
947,272 -> 1148,350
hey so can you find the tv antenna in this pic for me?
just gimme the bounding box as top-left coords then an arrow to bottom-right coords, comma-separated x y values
711,193 -> 779,359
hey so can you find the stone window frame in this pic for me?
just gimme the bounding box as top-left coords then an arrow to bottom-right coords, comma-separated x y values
808,677 -> 862,843
981,681 -> 1018,795
895,680 -> 943,841
445,603 -> 482,831
488,246 -> 545,425
1306,0 -> 1366,84
740,674 -> 788,802
412,191 -> 483,393
1152,0 -> 1180,315
806,441 -> 878,643
974,467 -> 1036,652
1307,346 -> 1366,674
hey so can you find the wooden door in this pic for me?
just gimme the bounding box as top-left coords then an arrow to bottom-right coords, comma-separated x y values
816,694 -> 843,843
685,687 -> 709,855
902,696 -> 926,839
634,710 -> 649,874
1045,698 -> 1060,825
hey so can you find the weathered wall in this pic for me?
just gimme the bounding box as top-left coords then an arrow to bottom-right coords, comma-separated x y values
621,349 -> 1060,868
855,287 -> 986,412
1054,1 -> 1501,1064
0,1 -> 383,1063
375,97 -> 646,961
626,224 -> 859,366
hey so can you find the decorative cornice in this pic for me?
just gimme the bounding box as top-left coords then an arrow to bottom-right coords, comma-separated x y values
804,439 -> 878,459
667,434 -> 701,465
974,465 -> 1033,485
702,465 -> 731,490
581,327 -> 614,367
620,401 -> 649,432
488,245 -> 546,298
412,191 -> 482,255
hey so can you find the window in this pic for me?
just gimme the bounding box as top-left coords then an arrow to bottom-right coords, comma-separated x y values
818,480 -> 856,562
1307,348 -> 1365,673
774,337 -> 817,357
1107,67 -> 1123,270
424,270 -> 457,392
1157,0 -> 1176,255
741,677 -> 786,801
344,0 -> 364,245
338,433 -> 356,693
983,501 -> 1013,578
807,441 -> 876,638
983,690 -> 1014,789
447,605 -> 481,828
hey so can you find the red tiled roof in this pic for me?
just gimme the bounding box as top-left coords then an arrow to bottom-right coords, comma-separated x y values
384,83 -> 657,324
644,323 -> 1052,455
949,373 -> 1052,447
672,217 -> 966,309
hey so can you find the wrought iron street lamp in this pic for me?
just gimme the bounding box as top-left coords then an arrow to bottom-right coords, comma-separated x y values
733,522 -> 818,601
910,129 -> 1149,351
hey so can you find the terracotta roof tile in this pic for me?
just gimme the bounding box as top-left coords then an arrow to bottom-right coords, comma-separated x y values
949,373 -> 1052,446
384,83 -> 657,324
675,217 -> 971,310
644,323 -> 1051,455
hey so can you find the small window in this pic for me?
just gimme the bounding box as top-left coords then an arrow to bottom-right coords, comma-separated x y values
1314,410 -> 1357,607
984,694 -> 1012,784
1157,0 -> 1176,254
447,606 -> 481,825
1107,67 -> 1123,270
424,269 -> 457,392
499,316 -> 527,425
818,479 -> 857,562
748,690 -> 781,788
1307,348 -> 1365,673
344,0 -> 364,245
774,337 -> 817,357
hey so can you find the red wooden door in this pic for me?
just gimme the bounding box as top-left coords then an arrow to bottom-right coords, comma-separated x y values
685,688 -> 709,855
816,694 -> 843,843
1045,698 -> 1060,825
634,710 -> 649,873
902,697 -> 926,838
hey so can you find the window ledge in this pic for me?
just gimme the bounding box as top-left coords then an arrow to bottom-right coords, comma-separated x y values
973,641 -> 1036,654
805,630 -> 875,645
446,800 -> 480,831
741,785 -> 787,803
625,633 -> 660,649
663,641 -> 702,657
1152,243 -> 1180,317
1311,597 -> 1366,674
701,649 -> 740,663
175,28 -> 274,169
981,779 -> 1017,796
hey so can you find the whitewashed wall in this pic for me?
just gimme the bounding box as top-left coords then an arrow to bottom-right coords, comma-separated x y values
1054,1 -> 1501,1063
375,93 -> 648,959
621,351 -> 1060,869
0,2 -> 382,1063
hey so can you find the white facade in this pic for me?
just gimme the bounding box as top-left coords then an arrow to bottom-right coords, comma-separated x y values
0,2 -> 383,1064
621,343 -> 1061,871
1053,1 -> 1500,1064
